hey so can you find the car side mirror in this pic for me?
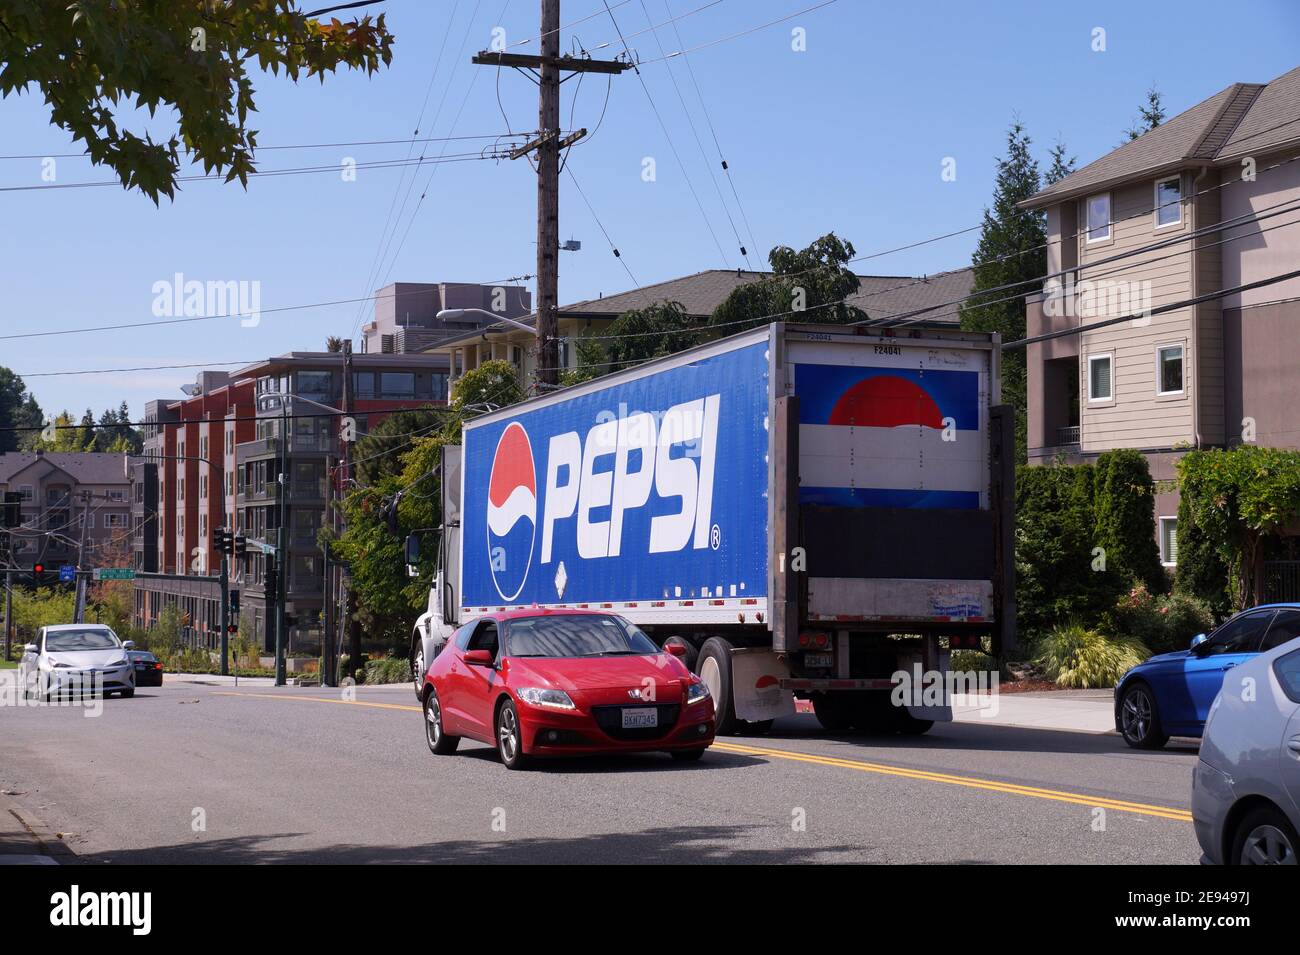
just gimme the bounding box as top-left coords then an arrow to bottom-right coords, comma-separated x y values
23,643 -> 37,654
1189,633 -> 1207,651
405,534 -> 421,564
664,642 -> 687,657
122,640 -> 135,650
464,649 -> 493,666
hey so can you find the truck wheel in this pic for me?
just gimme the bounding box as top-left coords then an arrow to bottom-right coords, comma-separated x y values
411,641 -> 425,701
696,637 -> 737,736
812,692 -> 853,733
663,636 -> 698,672
893,709 -> 934,736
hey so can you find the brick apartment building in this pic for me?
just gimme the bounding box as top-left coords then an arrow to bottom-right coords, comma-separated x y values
131,350 -> 451,653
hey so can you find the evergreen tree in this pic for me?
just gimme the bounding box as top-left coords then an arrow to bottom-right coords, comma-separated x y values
958,120 -> 1044,462
1044,139 -> 1077,186
0,367 -> 43,453
1123,86 -> 1166,142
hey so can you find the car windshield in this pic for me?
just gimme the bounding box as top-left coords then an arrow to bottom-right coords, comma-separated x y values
45,629 -> 120,651
507,615 -> 659,658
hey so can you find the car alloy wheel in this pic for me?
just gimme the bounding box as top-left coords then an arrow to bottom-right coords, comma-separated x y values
413,648 -> 425,699
1240,824 -> 1297,865
425,694 -> 441,748
1121,686 -> 1153,742
498,704 -> 521,764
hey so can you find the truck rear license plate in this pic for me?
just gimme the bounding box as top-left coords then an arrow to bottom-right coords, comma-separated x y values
622,708 -> 658,729
805,653 -> 833,669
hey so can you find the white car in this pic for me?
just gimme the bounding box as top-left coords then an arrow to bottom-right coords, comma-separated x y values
1192,637 -> 1300,864
19,624 -> 137,700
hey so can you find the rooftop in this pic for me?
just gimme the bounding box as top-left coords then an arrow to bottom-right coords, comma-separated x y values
0,451 -> 129,486
1022,64 -> 1300,209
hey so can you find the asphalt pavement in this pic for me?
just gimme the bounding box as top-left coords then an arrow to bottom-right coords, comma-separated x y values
0,677 -> 1203,864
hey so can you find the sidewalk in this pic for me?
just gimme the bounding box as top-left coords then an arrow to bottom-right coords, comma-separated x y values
952,689 -> 1116,734
0,791 -> 73,865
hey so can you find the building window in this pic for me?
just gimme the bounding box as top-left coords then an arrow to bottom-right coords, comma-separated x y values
1159,516 -> 1178,566
296,370 -> 333,402
1087,353 -> 1113,402
200,514 -> 207,538
379,372 -> 415,398
18,485 -> 32,502
1154,176 -> 1182,228
107,489 -> 125,502
107,513 -> 126,529
353,372 -> 375,398
1085,193 -> 1111,243
1157,344 -> 1184,395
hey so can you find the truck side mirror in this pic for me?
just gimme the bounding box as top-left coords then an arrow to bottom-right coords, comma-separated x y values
404,534 -> 420,564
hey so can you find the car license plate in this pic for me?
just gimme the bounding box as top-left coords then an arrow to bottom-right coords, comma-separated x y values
805,652 -> 833,669
622,708 -> 658,729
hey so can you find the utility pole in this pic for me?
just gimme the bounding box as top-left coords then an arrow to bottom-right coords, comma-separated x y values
330,342 -> 355,688
473,0 -> 630,387
72,491 -> 92,623
275,399 -> 288,687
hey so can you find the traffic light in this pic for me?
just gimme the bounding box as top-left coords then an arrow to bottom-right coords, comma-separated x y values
229,588 -> 240,616
233,533 -> 247,559
32,561 -> 45,576
264,554 -> 278,596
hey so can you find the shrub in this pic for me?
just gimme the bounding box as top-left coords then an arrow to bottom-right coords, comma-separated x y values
1035,624 -> 1150,689
1107,584 -> 1214,654
363,656 -> 410,685
1094,449 -> 1166,594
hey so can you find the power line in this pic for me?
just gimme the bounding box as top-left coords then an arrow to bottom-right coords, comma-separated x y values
601,0 -> 732,267
634,0 -> 751,267
564,164 -> 651,307
0,150 -> 510,193
0,132 -> 531,161
637,0 -> 840,64
661,0 -> 760,260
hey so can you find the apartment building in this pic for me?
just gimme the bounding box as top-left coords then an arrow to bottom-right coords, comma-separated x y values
230,351 -> 450,651
0,451 -> 132,570
428,268 -> 976,389
1022,64 -> 1300,568
361,280 -> 531,354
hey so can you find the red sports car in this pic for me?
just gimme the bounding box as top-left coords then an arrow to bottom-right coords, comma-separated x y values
420,609 -> 715,769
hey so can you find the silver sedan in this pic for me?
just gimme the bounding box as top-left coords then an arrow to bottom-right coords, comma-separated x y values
1193,636 -> 1300,864
19,624 -> 137,700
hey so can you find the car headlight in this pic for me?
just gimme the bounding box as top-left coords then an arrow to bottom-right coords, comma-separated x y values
685,679 -> 710,705
109,658 -> 129,668
516,687 -> 576,710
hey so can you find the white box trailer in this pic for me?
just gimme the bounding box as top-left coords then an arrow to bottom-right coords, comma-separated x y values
410,322 -> 1015,735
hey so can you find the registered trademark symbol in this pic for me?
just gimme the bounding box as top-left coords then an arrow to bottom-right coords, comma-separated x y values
710,524 -> 721,550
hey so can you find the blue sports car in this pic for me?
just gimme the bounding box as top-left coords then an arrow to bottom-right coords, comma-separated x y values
1115,603 -> 1300,749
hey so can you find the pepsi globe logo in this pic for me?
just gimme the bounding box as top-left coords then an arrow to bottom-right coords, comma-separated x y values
486,421 -> 537,600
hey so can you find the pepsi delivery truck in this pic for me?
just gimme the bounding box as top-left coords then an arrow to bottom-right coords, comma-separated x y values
411,321 -> 1015,736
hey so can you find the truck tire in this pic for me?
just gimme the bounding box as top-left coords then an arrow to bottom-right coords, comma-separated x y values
663,635 -> 698,672
696,636 -> 738,736
812,692 -> 853,733
892,709 -> 934,736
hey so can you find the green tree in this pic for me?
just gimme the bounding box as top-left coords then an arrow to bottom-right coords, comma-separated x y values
0,367 -> 43,454
1177,446 -> 1300,610
1093,449 -> 1166,594
450,360 -> 525,425
574,301 -> 707,382
1123,86 -> 1166,142
0,1 -> 394,203
710,233 -> 865,334
1044,139 -> 1076,186
352,407 -> 445,486
959,119 -> 1044,462
31,411 -> 95,452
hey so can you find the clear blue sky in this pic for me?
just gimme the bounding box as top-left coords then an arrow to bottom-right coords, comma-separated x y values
2,0 -> 1297,421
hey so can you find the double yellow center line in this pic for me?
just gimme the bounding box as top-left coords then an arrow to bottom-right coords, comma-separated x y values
214,690 -> 1192,823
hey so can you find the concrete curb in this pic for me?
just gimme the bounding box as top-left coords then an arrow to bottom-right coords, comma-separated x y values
0,791 -> 77,864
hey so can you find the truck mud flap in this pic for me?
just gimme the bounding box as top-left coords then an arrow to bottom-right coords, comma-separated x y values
731,649 -> 795,723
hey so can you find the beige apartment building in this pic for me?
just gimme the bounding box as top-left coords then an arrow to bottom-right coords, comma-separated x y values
1022,64 -> 1300,569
